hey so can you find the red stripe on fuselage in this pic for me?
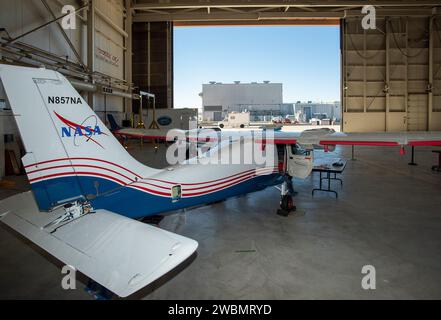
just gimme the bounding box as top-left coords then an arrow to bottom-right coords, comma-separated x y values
26,164 -> 135,183
129,185 -> 171,197
183,170 -> 278,197
25,158 -> 278,189
29,171 -> 127,185
24,158 -> 142,179
28,167 -> 278,197
181,168 -> 277,191
145,167 -> 277,186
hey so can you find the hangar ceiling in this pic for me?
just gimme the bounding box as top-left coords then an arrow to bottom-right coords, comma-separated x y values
132,1 -> 440,25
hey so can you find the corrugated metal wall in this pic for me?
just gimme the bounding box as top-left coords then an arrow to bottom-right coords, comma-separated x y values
0,0 -> 131,123
342,16 -> 441,132
0,0 -> 84,63
93,0 -> 127,119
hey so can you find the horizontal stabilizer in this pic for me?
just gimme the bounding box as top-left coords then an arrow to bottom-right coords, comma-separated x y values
0,192 -> 198,298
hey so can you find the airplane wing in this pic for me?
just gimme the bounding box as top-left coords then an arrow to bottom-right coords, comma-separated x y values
0,192 -> 197,298
113,127 -> 174,140
271,129 -> 441,149
107,114 -> 173,141
114,127 -> 222,144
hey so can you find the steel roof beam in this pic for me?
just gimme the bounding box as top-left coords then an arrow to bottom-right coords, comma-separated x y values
133,8 -> 437,22
133,1 -> 441,10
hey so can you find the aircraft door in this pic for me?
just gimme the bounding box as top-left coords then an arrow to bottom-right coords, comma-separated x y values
286,144 -> 313,179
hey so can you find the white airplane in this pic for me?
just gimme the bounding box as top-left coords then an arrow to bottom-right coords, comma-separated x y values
0,65 -> 440,298
107,113 -> 221,152
107,113 -> 173,141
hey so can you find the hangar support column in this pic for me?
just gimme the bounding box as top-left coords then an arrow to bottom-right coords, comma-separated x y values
124,0 -> 133,116
87,0 -> 95,109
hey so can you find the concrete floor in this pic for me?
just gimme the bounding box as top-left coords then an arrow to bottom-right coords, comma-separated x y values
0,142 -> 440,299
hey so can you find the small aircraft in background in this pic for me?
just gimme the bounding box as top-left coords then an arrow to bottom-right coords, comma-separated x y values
107,112 -> 172,142
0,65 -> 440,298
107,113 -> 221,150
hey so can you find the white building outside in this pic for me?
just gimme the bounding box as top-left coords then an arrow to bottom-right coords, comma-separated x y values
295,101 -> 342,123
201,82 -> 340,123
201,82 -> 293,121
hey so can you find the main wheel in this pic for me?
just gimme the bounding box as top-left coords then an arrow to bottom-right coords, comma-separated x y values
280,195 -> 296,212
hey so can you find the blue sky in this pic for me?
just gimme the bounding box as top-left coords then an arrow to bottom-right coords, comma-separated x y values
174,26 -> 340,109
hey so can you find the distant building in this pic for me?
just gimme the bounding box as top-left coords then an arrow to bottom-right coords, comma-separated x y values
295,101 -> 341,123
201,82 -> 294,121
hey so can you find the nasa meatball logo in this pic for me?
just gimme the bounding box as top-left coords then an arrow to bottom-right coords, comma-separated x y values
157,116 -> 172,126
54,111 -> 107,149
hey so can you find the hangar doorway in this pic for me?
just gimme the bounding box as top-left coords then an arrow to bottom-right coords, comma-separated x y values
173,25 -> 341,127
131,4 -> 440,133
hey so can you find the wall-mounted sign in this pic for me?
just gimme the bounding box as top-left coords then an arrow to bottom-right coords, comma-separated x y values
102,87 -> 113,94
96,47 -> 120,67
157,116 -> 173,126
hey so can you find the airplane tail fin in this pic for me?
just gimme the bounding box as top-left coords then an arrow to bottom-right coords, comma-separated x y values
107,113 -> 122,132
0,65 -> 158,211
0,65 -> 198,298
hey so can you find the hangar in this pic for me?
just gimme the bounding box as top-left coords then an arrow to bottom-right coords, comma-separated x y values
0,1 -> 440,300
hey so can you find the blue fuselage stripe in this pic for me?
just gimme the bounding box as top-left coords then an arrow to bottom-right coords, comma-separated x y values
31,173 -> 283,218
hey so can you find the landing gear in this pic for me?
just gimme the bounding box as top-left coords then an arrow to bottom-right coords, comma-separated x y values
277,175 -> 296,217
280,194 -> 295,211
